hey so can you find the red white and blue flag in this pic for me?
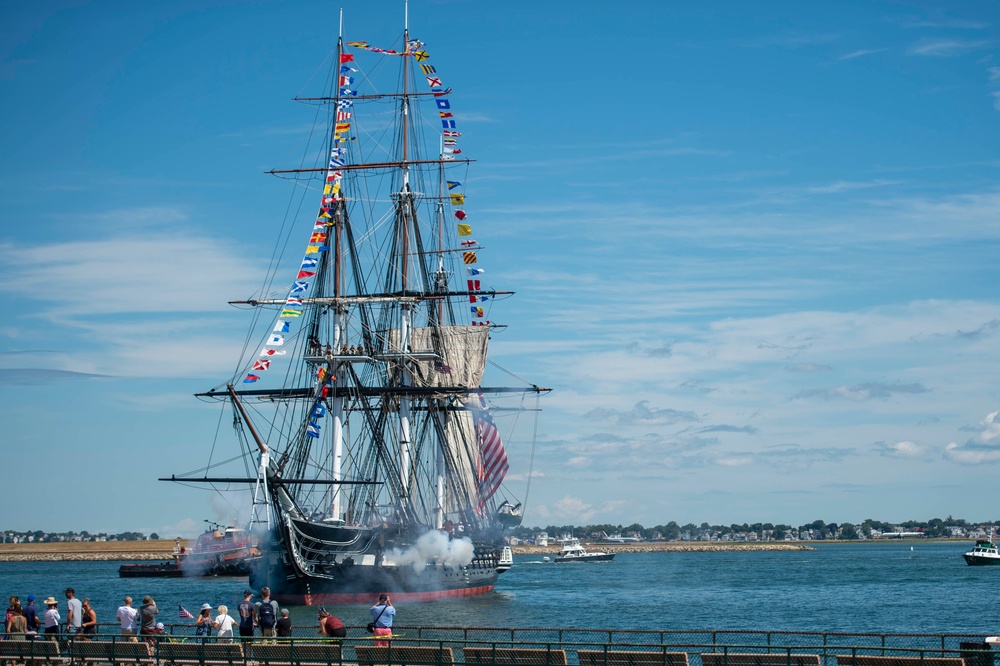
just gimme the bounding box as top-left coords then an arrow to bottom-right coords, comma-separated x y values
473,394 -> 508,503
178,604 -> 194,619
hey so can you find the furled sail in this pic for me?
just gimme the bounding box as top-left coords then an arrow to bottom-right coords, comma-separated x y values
389,325 -> 489,389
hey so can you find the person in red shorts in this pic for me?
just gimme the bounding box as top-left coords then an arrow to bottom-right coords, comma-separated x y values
369,594 -> 394,646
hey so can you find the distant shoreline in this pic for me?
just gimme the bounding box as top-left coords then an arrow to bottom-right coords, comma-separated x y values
0,541 -> 183,562
0,537 -> 964,562
513,542 -> 813,555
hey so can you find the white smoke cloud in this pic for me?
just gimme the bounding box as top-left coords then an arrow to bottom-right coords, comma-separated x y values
384,531 -> 475,573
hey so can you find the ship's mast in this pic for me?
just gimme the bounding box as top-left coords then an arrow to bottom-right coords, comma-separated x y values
329,8 -> 347,523
397,3 -> 414,498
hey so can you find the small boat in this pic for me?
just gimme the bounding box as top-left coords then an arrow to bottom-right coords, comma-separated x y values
496,546 -> 514,573
554,538 -> 615,563
963,538 -> 1000,566
117,561 -> 183,578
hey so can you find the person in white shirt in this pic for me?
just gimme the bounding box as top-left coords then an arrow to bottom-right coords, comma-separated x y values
213,605 -> 235,642
42,597 -> 60,637
117,596 -> 139,638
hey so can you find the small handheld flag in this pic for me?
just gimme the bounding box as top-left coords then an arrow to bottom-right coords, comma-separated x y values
178,604 -> 194,619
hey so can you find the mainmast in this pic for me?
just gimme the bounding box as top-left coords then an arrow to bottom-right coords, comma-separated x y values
397,4 -> 414,499
329,8 -> 348,523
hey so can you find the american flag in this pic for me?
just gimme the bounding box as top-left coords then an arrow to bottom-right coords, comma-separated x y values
178,604 -> 194,620
474,395 -> 508,502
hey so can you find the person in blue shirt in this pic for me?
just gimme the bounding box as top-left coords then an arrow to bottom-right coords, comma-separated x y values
369,594 -> 395,646
22,595 -> 39,633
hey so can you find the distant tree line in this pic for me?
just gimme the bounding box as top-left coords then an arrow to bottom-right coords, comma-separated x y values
1,530 -> 157,543
512,516 -> 985,541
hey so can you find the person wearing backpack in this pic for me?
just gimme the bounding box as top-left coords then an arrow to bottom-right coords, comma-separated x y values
255,587 -> 279,638
237,590 -> 255,640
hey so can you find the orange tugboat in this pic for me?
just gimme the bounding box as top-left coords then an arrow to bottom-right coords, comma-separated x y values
118,522 -> 260,578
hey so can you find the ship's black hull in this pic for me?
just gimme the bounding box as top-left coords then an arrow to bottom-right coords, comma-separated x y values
249,518 -> 503,604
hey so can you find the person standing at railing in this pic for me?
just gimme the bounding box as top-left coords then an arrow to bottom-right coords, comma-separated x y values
139,595 -> 158,644
42,597 -> 60,638
65,588 -> 82,635
256,587 -> 279,638
5,595 -> 19,638
117,596 -> 138,640
195,604 -> 213,637
23,596 -> 39,634
7,604 -> 26,639
369,594 -> 395,647
276,609 -> 292,638
213,604 -> 236,642
237,590 -> 255,640
80,599 -> 97,639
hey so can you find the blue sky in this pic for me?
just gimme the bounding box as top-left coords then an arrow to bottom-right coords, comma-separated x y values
2,0 -> 999,536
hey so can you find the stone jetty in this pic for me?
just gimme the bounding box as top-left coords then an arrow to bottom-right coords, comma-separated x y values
0,541 -> 184,562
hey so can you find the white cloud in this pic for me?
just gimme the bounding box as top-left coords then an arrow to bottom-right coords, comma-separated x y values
908,39 -> 991,57
944,411 -> 1000,465
839,49 -> 887,60
873,440 -> 927,458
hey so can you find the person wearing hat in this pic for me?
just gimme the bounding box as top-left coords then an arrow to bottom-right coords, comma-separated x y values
237,589 -> 255,639
318,607 -> 345,640
23,595 -> 39,633
117,596 -> 138,638
276,608 -> 292,638
42,597 -> 60,637
195,604 -> 213,637
369,594 -> 395,646
139,595 -> 158,643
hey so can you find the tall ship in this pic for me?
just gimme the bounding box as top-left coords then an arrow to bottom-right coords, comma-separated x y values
164,7 -> 548,604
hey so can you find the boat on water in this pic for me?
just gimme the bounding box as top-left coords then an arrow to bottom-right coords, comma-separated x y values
963,538 -> 1000,566
118,560 -> 183,578
162,6 -> 548,604
117,523 -> 259,578
554,538 -> 615,563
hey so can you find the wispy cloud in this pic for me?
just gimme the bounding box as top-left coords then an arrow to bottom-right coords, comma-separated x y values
902,18 -> 990,30
804,179 -> 903,194
872,440 -> 928,458
839,49 -> 887,61
908,39 -> 992,57
787,363 -> 832,373
0,368 -> 111,385
531,496 -> 627,523
716,444 -> 855,470
792,382 -> 930,401
585,401 -> 700,426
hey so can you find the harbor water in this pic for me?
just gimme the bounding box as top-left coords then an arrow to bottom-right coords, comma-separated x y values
1,542 -> 994,635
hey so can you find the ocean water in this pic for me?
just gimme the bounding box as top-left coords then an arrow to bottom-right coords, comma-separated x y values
1,542 -> 992,635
